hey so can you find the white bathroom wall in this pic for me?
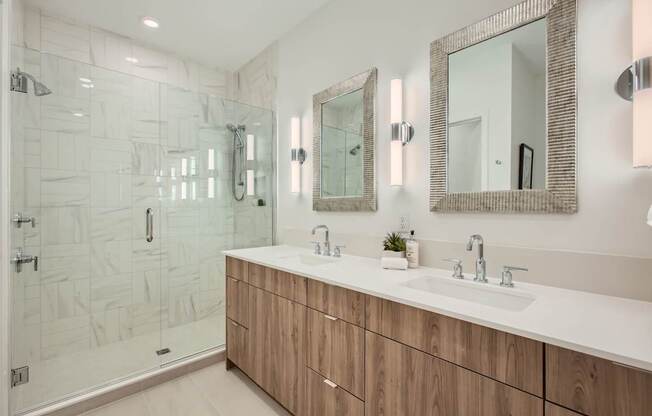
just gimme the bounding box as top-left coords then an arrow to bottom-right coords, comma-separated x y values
276,0 -> 652,300
449,39 -> 512,190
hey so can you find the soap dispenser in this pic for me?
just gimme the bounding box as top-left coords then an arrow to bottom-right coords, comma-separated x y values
406,230 -> 419,268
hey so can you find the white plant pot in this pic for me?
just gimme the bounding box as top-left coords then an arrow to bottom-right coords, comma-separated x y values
382,250 -> 405,258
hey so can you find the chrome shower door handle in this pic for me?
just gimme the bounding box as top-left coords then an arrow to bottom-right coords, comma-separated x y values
145,208 -> 154,242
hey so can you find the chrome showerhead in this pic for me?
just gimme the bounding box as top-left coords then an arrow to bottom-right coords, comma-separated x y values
226,123 -> 246,133
10,68 -> 52,96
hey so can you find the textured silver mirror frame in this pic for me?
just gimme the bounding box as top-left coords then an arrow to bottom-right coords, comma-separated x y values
430,0 -> 577,213
313,68 -> 377,212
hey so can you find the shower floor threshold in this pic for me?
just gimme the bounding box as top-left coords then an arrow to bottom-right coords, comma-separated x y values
15,346 -> 225,416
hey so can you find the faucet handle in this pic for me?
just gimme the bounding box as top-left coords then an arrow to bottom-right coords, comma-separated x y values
501,265 -> 528,287
442,258 -> 464,279
333,245 -> 346,258
310,241 -> 322,255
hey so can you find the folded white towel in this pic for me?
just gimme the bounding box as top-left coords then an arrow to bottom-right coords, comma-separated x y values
381,257 -> 408,270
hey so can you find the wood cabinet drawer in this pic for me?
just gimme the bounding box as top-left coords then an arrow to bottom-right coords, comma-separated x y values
546,345 -> 652,416
366,296 -> 543,396
307,280 -> 365,326
248,263 -> 307,304
307,307 -> 364,399
545,402 -> 582,416
226,319 -> 248,371
248,286 -> 306,415
226,256 -> 248,281
226,277 -> 248,327
306,367 -> 364,416
365,331 -> 543,416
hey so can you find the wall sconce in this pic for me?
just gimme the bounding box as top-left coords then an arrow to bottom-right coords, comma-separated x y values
390,78 -> 414,186
616,0 -> 652,168
290,117 -> 306,193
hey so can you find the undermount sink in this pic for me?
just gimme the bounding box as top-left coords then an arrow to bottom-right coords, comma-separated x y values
403,275 -> 535,311
279,253 -> 340,266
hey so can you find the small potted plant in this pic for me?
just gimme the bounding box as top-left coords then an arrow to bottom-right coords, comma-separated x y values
382,232 -> 406,258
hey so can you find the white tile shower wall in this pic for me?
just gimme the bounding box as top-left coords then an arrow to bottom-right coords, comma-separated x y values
11,6 -> 235,97
234,42 -> 278,111
275,0 -> 652,301
9,51 -> 234,365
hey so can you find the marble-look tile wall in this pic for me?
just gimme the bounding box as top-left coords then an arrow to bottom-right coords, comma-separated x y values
232,43 -> 278,249
233,42 -> 278,111
11,5 -> 233,97
9,5 -> 274,369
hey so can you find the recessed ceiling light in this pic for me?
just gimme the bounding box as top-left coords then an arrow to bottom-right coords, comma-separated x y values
125,56 -> 139,63
142,17 -> 160,29
79,77 -> 92,83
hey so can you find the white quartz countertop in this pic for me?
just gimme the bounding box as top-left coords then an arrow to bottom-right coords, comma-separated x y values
223,245 -> 652,372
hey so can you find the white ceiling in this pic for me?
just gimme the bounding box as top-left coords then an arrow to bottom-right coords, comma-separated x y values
24,0 -> 330,70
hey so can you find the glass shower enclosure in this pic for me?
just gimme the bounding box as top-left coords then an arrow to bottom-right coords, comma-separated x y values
8,45 -> 274,414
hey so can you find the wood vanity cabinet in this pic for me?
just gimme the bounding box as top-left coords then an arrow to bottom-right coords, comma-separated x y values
226,319 -> 248,371
306,307 -> 365,399
226,256 -> 248,281
307,280 -> 365,326
225,257 -> 650,416
365,331 -> 543,415
366,296 -> 544,396
247,286 -> 306,415
545,402 -> 583,416
226,277 -> 248,327
306,368 -> 364,416
546,345 -> 652,416
248,262 -> 307,304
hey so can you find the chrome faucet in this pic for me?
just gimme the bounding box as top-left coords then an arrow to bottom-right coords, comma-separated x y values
311,225 -> 331,256
466,234 -> 487,283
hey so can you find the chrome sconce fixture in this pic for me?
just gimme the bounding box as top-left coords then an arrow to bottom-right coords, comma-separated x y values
615,0 -> 652,226
290,117 -> 306,193
390,79 -> 414,186
615,0 -> 652,168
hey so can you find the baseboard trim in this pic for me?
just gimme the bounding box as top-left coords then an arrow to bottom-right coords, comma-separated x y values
20,347 -> 225,416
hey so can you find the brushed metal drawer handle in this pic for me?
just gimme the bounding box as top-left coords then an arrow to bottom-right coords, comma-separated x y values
323,314 -> 338,321
231,321 -> 239,327
612,361 -> 652,375
323,378 -> 338,388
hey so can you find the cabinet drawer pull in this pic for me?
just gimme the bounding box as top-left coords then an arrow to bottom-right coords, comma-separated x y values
323,314 -> 338,321
231,321 -> 239,327
323,378 -> 338,388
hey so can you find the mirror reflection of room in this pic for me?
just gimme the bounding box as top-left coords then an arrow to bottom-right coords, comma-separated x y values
320,88 -> 365,198
448,19 -> 546,193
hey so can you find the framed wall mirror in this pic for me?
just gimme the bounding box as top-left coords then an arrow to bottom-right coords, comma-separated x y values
430,0 -> 577,213
313,68 -> 377,211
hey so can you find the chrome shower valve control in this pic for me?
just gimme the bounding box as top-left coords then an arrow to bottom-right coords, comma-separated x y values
12,213 -> 36,228
442,258 -> 464,279
12,248 -> 38,273
500,265 -> 528,288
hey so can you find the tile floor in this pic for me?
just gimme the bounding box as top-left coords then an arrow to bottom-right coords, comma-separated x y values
77,362 -> 291,416
13,314 -> 225,412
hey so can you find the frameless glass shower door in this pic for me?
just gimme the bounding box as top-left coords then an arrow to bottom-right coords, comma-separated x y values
9,45 -> 274,414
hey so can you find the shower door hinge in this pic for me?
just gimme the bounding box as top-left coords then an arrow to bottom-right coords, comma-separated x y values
156,348 -> 171,356
11,366 -> 29,387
